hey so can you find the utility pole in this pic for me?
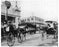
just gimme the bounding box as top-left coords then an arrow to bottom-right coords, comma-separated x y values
4,0 -> 11,23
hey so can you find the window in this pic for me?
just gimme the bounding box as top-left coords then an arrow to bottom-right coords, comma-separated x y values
31,18 -> 33,20
25,19 -> 26,21
27,19 -> 30,21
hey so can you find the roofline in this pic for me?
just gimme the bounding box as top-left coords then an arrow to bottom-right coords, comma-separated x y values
1,12 -> 20,17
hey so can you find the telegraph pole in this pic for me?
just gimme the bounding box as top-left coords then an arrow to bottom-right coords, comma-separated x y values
4,1 -> 11,23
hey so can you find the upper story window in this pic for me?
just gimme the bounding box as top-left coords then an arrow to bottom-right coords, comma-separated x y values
25,19 -> 26,21
31,18 -> 34,20
27,19 -> 30,21
39,19 -> 41,21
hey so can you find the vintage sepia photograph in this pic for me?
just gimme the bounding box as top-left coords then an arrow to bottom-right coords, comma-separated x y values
1,0 -> 58,47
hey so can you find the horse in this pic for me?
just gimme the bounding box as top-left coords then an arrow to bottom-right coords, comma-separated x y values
46,27 -> 56,39
41,26 -> 57,40
40,24 -> 57,41
17,26 -> 27,43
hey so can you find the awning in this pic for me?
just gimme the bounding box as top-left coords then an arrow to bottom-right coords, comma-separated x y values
1,12 -> 20,17
19,22 -> 36,28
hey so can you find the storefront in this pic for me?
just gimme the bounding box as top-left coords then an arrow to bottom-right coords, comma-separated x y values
1,12 -> 20,28
1,14 -> 15,23
1,1 -> 21,28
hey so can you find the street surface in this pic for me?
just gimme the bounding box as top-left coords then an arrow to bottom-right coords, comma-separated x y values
1,32 -> 58,47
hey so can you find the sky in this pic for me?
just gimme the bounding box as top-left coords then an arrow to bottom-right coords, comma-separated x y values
1,0 -> 58,21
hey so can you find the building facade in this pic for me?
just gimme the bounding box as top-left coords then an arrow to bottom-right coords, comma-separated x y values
22,16 -> 44,23
1,1 -> 21,28
21,16 -> 45,27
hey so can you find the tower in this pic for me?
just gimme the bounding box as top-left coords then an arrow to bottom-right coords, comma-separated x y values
15,1 -> 21,12
14,1 -> 21,28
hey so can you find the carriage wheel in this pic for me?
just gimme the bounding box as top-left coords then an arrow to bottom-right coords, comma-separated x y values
18,37 -> 22,43
18,33 -> 26,43
18,33 -> 23,43
22,34 -> 26,41
7,33 -> 15,46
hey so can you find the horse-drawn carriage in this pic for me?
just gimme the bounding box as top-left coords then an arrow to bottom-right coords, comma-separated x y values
1,22 -> 36,46
39,23 -> 58,40
1,21 -> 58,46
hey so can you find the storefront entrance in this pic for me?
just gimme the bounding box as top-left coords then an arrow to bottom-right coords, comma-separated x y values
1,15 -> 15,24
